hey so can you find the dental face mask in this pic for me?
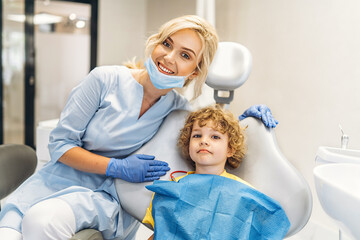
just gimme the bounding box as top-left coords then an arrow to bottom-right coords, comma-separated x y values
144,57 -> 192,89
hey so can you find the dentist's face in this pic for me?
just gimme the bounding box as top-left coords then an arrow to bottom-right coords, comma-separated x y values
151,29 -> 202,79
189,121 -> 233,170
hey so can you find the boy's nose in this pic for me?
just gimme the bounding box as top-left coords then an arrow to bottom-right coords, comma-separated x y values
200,138 -> 209,145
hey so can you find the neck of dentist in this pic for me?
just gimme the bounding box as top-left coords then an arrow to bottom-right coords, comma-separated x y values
139,69 -> 170,102
132,68 -> 172,117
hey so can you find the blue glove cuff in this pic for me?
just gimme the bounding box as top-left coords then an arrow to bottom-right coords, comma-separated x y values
106,158 -> 118,178
238,114 -> 247,121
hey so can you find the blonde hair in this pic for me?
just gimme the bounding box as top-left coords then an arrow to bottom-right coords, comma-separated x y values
178,105 -> 246,169
125,15 -> 218,99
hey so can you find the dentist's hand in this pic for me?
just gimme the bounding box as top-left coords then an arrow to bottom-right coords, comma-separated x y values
106,154 -> 170,182
239,104 -> 279,128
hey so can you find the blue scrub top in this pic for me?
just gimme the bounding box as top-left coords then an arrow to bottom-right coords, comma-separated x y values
50,65 -> 190,161
0,66 -> 190,234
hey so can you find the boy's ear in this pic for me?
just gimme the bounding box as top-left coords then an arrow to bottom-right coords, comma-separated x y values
227,147 -> 235,158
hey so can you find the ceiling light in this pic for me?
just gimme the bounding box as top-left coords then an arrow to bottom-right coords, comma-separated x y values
69,13 -> 77,21
75,20 -> 86,29
7,13 -> 63,25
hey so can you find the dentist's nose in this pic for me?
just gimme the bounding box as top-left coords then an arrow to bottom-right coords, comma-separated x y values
164,50 -> 176,64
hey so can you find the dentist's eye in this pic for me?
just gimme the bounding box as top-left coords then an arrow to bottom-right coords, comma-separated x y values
162,40 -> 171,48
181,52 -> 190,59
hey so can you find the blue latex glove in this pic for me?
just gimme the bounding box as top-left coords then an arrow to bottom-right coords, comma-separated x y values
239,104 -> 279,128
106,154 -> 170,183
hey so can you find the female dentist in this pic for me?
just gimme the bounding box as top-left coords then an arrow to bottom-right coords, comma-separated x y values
0,15 -> 277,240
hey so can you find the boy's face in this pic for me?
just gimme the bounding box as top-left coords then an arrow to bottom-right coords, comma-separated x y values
189,120 -> 233,173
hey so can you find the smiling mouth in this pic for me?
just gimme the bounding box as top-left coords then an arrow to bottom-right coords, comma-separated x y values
158,63 -> 174,74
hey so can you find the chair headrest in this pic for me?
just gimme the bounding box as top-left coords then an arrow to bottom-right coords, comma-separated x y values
206,42 -> 252,91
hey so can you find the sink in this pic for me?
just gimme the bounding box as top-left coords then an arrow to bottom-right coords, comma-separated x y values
314,163 -> 360,240
315,146 -> 360,164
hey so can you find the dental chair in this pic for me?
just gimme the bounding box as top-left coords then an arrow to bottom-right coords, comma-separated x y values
115,42 -> 313,239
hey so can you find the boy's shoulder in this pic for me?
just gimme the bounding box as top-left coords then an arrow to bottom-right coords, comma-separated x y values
221,171 -> 241,181
221,171 -> 254,188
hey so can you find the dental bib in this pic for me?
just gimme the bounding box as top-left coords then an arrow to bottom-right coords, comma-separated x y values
144,57 -> 185,89
147,174 -> 290,240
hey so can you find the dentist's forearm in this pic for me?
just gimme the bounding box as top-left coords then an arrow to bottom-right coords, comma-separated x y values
58,147 -> 110,174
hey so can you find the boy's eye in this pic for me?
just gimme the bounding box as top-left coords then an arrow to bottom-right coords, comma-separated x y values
212,135 -> 221,140
192,134 -> 201,138
181,52 -> 190,59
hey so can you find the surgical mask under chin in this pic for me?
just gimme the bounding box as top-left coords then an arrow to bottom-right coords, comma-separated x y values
144,57 -> 188,89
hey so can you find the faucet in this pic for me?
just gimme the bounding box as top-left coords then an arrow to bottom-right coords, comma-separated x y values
339,124 -> 349,149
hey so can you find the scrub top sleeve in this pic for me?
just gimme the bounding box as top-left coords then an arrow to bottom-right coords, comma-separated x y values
48,68 -> 106,163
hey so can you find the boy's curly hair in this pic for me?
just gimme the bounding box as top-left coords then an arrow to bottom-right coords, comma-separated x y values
177,105 -> 246,169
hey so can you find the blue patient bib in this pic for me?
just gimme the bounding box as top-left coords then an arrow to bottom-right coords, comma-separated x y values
146,174 -> 290,240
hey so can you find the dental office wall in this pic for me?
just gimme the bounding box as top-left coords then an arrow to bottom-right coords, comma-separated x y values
97,0 -> 360,239
98,0 -> 195,66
